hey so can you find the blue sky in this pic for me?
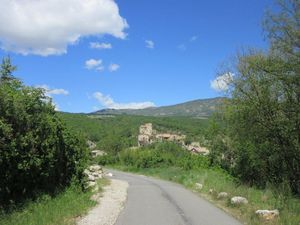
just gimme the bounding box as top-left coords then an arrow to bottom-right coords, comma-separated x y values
0,0 -> 273,112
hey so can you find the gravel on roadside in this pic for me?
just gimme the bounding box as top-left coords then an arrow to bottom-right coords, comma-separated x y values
77,179 -> 128,225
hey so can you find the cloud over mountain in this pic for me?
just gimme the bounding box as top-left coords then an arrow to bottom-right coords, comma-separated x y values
93,92 -> 155,109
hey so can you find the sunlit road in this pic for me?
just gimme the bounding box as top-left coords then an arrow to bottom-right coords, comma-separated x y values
111,170 -> 242,225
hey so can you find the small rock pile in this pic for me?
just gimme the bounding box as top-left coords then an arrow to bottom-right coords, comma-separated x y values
84,165 -> 103,189
256,209 -> 279,221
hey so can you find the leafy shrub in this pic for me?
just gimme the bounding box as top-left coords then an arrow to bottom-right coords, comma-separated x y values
206,0 -> 300,194
100,142 -> 209,170
0,58 -> 89,208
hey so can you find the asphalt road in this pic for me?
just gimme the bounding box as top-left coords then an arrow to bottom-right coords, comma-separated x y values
111,170 -> 242,225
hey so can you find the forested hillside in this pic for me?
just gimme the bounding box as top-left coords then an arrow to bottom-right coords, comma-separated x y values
60,113 -> 209,154
93,97 -> 224,118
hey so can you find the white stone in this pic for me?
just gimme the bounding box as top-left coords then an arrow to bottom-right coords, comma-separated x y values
86,181 -> 96,189
231,196 -> 248,205
91,150 -> 106,158
87,140 -> 96,150
88,174 -> 95,182
209,189 -> 214,194
195,183 -> 203,190
92,172 -> 101,177
93,172 -> 103,180
83,169 -> 91,175
217,192 -> 228,199
106,172 -> 113,177
255,209 -> 279,220
89,165 -> 102,172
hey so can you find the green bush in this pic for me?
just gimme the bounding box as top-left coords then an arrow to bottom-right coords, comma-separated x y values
0,57 -> 89,208
207,0 -> 300,194
100,142 -> 209,170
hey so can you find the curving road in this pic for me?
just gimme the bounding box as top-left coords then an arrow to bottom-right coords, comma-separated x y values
111,170 -> 242,225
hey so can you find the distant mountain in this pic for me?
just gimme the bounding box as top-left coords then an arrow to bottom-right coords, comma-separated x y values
92,97 -> 225,118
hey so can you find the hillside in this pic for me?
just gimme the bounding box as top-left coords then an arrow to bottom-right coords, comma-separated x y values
92,97 -> 225,117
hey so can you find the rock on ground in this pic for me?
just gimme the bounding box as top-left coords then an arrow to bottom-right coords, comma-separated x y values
106,172 -> 113,177
77,179 -> 128,225
195,183 -> 203,190
231,196 -> 248,205
256,209 -> 279,220
84,165 -> 104,190
217,192 -> 228,199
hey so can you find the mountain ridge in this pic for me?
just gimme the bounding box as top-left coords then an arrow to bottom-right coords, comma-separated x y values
92,97 -> 225,117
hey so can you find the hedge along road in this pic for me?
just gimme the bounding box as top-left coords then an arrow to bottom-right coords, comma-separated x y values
111,170 -> 242,225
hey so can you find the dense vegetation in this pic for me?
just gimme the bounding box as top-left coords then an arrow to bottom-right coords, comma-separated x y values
60,113 -> 209,154
98,142 -> 209,170
0,58 -> 89,209
207,0 -> 300,194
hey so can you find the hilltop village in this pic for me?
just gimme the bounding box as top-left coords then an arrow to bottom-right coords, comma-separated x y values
137,123 -> 209,155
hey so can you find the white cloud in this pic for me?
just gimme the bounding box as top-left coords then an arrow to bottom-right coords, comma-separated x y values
37,85 -> 69,96
90,42 -> 112,50
53,102 -> 60,111
178,44 -> 187,51
210,72 -> 234,92
190,35 -> 198,42
108,63 -> 120,72
145,40 -> 154,49
85,59 -> 104,71
0,0 -> 128,56
93,92 -> 156,109
36,85 -> 68,111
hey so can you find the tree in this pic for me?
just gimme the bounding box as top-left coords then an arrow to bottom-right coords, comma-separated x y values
0,57 -> 89,207
209,0 -> 300,194
0,56 -> 17,83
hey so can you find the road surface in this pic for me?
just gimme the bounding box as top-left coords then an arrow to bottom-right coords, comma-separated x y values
111,170 -> 242,225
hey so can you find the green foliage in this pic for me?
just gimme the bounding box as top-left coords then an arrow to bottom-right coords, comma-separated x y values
60,113 -> 209,154
0,180 -> 110,225
0,57 -> 89,208
207,0 -> 300,194
99,142 -> 209,170
0,56 -> 17,84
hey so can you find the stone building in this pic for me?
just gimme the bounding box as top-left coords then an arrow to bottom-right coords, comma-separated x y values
155,133 -> 186,145
137,123 -> 209,155
137,123 -> 185,146
185,142 -> 209,155
138,123 -> 154,146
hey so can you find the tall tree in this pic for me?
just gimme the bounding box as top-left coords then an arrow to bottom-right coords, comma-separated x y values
209,0 -> 300,194
0,56 -> 17,83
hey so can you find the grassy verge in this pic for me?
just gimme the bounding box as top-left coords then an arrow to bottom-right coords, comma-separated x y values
0,179 -> 109,225
110,165 -> 300,225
